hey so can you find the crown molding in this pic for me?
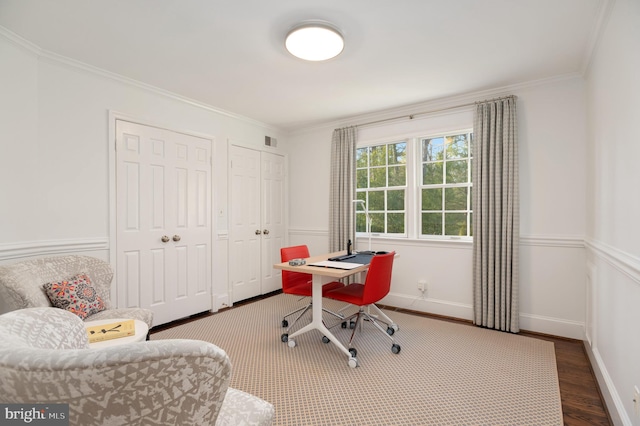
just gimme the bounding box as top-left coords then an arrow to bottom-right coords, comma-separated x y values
580,0 -> 616,76
0,25 -> 282,133
287,73 -> 584,136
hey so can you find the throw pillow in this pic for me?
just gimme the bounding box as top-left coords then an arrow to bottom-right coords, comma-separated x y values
43,273 -> 105,319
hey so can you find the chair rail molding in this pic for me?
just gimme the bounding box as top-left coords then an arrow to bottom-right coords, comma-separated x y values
585,238 -> 640,284
0,238 -> 109,262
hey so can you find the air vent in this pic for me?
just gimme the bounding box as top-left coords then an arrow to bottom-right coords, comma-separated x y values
265,136 -> 278,147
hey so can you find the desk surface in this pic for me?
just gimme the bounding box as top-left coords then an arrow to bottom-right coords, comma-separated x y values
273,250 -> 370,278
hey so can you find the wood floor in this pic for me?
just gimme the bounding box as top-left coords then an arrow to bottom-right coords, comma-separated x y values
153,294 -> 613,425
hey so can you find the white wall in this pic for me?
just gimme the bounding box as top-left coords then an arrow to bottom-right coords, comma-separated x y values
585,0 -> 640,424
288,76 -> 588,339
0,30 -> 287,310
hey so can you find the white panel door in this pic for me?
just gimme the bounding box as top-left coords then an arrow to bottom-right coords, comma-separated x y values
116,120 -> 212,326
229,146 -> 261,302
260,152 -> 285,293
229,146 -> 285,302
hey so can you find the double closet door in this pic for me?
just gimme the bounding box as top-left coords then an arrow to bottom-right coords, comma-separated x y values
229,145 -> 284,303
115,120 -> 212,326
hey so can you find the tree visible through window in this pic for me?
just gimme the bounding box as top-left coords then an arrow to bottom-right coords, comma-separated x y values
356,141 -> 407,235
420,132 -> 473,237
355,130 -> 472,240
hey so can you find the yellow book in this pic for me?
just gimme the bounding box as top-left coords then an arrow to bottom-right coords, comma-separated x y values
86,319 -> 136,343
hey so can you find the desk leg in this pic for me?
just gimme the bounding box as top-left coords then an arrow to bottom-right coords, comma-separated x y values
287,274 -> 357,367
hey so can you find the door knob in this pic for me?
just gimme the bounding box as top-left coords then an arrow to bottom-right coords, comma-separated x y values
172,235 -> 181,242
255,230 -> 262,235
161,235 -> 170,243
263,229 -> 270,235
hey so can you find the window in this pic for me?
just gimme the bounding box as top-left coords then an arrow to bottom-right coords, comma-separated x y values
420,132 -> 473,237
356,141 -> 407,235
356,130 -> 472,240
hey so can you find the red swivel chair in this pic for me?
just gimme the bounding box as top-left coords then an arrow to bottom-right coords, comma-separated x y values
324,251 -> 401,360
280,245 -> 343,333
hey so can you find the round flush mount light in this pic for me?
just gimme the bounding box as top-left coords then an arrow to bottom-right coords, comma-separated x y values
285,22 -> 344,61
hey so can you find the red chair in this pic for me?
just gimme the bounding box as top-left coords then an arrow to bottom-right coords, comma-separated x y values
324,251 -> 400,358
280,245 -> 343,333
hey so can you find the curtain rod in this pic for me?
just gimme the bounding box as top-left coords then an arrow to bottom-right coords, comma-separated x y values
348,95 -> 516,129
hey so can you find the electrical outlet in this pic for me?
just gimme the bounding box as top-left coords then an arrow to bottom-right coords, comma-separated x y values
417,279 -> 427,292
634,386 -> 640,418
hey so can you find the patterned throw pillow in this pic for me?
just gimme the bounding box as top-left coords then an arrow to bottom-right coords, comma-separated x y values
43,273 -> 105,319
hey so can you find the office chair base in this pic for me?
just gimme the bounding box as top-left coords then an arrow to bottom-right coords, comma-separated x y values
333,308 -> 401,356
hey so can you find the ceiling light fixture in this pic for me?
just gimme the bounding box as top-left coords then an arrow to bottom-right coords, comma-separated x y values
285,22 -> 344,61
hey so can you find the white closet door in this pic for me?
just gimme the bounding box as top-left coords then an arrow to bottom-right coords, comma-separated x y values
116,120 -> 212,326
229,146 -> 285,302
229,146 -> 261,302
260,151 -> 285,293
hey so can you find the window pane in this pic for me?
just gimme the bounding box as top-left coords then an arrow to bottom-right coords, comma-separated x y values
356,212 -> 367,232
388,142 -> 406,165
387,189 -> 404,210
445,160 -> 468,184
422,213 -> 442,235
444,187 -> 467,210
356,147 -> 368,168
423,137 -> 444,161
387,213 -> 405,233
445,213 -> 467,236
370,167 -> 386,187
370,213 -> 385,233
356,169 -> 368,188
446,134 -> 469,159
388,165 -> 406,186
470,212 -> 473,236
370,145 -> 386,166
423,162 -> 443,185
422,188 -> 442,210
369,190 -> 384,210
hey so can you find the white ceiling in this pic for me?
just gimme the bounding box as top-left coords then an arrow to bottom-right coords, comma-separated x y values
0,0 -> 605,130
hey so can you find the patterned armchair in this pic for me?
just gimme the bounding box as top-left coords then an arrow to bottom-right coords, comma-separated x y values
0,308 -> 275,425
0,255 -> 153,327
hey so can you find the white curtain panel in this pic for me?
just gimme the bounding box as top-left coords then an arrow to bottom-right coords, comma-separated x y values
472,96 -> 520,333
329,127 -> 357,252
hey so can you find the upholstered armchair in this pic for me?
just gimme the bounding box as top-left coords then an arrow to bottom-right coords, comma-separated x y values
0,307 -> 275,425
0,255 -> 153,327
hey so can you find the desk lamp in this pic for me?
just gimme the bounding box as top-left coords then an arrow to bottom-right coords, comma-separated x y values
353,200 -> 373,253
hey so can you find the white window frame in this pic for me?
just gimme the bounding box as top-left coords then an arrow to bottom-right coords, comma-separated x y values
356,128 -> 473,242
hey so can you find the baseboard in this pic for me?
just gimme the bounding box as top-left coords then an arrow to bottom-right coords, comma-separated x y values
518,312 -> 584,340
0,238 -> 109,262
382,293 -> 584,339
382,293 -> 473,321
585,343 -> 627,425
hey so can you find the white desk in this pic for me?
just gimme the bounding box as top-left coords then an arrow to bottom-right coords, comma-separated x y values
273,251 -> 369,368
85,318 -> 149,349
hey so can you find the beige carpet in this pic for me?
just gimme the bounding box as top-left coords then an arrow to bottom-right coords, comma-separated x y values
151,294 -> 563,425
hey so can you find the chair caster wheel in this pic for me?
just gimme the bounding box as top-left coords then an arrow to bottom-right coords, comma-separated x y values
349,348 -> 357,357
349,321 -> 356,329
322,336 -> 330,344
341,321 -> 347,329
348,357 -> 358,368
386,326 -> 395,335
288,339 -> 296,348
282,319 -> 288,327
392,343 -> 401,354
281,333 -> 288,343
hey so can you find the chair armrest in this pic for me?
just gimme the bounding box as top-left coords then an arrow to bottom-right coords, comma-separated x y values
0,340 -> 231,426
215,387 -> 275,426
